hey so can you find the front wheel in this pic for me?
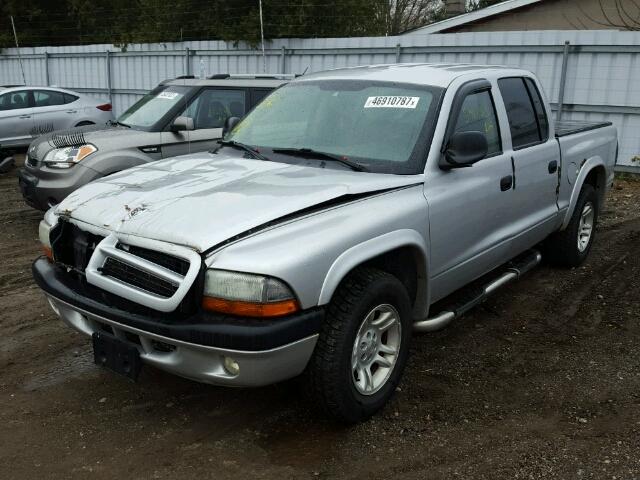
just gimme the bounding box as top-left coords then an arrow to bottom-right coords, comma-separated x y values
305,267 -> 412,423
545,184 -> 598,267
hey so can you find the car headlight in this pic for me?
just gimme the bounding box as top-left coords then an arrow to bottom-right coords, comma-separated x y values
202,269 -> 299,318
44,144 -> 97,169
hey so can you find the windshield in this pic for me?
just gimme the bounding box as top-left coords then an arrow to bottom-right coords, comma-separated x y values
118,86 -> 189,129
226,80 -> 442,174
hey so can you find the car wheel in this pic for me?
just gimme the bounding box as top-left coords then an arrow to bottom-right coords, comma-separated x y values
306,267 -> 412,423
545,184 -> 598,268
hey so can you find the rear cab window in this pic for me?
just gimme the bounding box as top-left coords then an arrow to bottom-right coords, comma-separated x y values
498,77 -> 548,150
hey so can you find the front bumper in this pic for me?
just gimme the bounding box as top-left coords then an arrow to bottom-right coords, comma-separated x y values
34,258 -> 322,387
18,163 -> 100,211
46,295 -> 318,387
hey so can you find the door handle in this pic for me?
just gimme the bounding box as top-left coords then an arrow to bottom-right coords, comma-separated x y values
500,175 -> 513,191
19,114 -> 31,119
66,110 -> 77,114
548,160 -> 558,174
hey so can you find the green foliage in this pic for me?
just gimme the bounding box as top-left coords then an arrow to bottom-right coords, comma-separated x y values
1,0 -> 445,48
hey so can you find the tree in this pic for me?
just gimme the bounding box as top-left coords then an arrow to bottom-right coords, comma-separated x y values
373,0 -> 444,36
467,0 -> 504,11
1,0 -> 452,48
571,0 -> 640,31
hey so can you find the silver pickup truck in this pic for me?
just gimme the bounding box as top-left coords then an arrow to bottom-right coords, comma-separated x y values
33,64 -> 618,423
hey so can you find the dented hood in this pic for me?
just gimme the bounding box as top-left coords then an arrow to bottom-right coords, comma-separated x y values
55,151 -> 423,252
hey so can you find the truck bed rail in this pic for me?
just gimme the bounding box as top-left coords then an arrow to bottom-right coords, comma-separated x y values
555,120 -> 613,138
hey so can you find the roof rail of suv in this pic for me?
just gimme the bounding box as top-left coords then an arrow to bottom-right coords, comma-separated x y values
206,73 -> 297,80
161,73 -> 297,85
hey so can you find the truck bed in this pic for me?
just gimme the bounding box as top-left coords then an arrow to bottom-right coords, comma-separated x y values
555,120 -> 613,138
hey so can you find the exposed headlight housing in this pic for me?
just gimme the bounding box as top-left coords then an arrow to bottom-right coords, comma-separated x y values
44,144 -> 97,169
38,207 -> 57,260
202,270 -> 299,318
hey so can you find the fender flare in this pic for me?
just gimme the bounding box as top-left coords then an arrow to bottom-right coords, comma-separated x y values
561,156 -> 605,230
317,229 -> 429,310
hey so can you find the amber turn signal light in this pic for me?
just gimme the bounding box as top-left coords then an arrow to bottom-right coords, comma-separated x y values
202,296 -> 299,318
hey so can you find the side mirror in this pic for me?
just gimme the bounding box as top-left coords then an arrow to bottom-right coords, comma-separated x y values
440,131 -> 488,169
170,116 -> 194,133
222,116 -> 241,138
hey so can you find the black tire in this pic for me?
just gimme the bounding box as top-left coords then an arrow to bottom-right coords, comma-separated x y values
305,267 -> 412,423
545,184 -> 598,267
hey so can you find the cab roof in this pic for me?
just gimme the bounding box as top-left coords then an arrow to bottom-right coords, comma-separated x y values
297,63 -> 534,88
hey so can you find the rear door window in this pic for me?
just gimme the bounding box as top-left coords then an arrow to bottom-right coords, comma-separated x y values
523,78 -> 549,141
181,89 -> 246,129
498,78 -> 540,149
34,90 -> 67,107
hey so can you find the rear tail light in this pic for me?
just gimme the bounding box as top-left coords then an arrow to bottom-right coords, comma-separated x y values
96,103 -> 112,112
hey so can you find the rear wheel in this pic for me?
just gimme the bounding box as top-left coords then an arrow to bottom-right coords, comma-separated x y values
545,184 -> 598,267
306,267 -> 412,423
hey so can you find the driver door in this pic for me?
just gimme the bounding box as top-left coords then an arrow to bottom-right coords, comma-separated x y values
160,88 -> 247,158
426,81 -> 517,302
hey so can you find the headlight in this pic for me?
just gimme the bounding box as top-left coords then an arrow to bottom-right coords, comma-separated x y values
38,209 -> 57,260
38,220 -> 53,260
44,144 -> 97,169
202,269 -> 299,318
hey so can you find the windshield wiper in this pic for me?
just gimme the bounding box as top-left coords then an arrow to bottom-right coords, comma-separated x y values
218,140 -> 270,162
109,120 -> 130,128
271,147 -> 368,172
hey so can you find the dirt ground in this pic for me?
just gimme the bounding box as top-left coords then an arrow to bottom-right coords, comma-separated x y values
1,162 -> 639,480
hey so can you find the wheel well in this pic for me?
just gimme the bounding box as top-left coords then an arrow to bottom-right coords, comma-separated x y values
583,165 -> 606,208
359,246 -> 426,316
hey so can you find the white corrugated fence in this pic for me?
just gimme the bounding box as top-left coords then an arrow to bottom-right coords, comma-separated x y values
1,30 -> 638,168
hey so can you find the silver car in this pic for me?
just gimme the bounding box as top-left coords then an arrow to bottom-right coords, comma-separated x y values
18,75 -> 288,210
0,86 -> 114,150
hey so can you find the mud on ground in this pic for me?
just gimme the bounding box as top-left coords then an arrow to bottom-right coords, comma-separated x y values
0,167 -> 639,479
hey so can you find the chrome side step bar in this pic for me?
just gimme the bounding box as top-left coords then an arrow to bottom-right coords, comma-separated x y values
414,249 -> 542,333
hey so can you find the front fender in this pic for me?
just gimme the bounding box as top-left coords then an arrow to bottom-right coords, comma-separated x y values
318,229 -> 429,310
561,156 -> 605,230
85,150 -> 153,176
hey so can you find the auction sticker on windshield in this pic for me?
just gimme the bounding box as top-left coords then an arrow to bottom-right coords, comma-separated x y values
364,96 -> 419,109
158,91 -> 181,100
